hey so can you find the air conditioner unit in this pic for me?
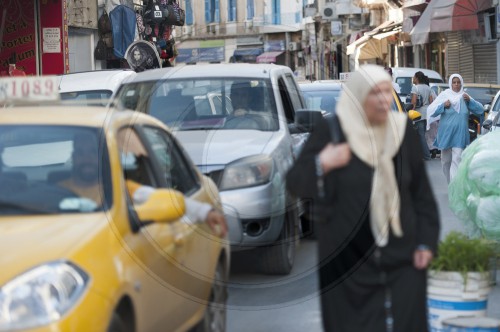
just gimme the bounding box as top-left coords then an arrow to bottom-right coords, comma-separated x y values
322,3 -> 337,20
288,42 -> 298,51
182,25 -> 192,36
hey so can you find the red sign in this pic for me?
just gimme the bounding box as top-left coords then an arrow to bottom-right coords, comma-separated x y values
39,0 -> 68,74
0,1 -> 37,76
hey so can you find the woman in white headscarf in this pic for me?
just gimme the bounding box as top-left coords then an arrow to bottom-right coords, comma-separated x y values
427,73 -> 484,183
287,65 -> 440,332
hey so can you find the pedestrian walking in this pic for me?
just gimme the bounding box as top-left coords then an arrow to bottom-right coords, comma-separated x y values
286,65 -> 440,332
411,71 -> 434,161
427,73 -> 484,183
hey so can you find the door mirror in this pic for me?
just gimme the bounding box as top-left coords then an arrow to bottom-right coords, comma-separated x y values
135,189 -> 186,223
292,109 -> 323,133
482,119 -> 493,131
484,104 -> 491,112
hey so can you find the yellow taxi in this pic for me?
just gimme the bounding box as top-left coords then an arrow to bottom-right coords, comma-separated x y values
0,77 -> 229,332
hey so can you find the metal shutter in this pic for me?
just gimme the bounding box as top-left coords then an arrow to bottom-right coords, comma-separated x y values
473,43 -> 497,84
446,32 -> 474,82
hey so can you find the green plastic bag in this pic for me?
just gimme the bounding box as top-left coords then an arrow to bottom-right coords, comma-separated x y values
449,131 -> 500,241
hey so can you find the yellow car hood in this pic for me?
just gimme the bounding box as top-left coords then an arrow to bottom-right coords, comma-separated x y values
0,213 -> 108,285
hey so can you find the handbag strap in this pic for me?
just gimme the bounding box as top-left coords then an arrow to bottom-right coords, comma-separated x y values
328,114 -> 346,144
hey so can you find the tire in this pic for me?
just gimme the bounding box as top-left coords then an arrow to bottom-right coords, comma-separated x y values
192,261 -> 228,332
259,204 -> 298,275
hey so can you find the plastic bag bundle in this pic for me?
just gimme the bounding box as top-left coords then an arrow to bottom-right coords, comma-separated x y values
449,131 -> 500,241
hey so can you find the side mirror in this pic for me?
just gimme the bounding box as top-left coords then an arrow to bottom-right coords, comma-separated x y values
292,109 -> 323,133
482,119 -> 493,130
135,189 -> 186,223
484,104 -> 491,112
404,103 -> 414,112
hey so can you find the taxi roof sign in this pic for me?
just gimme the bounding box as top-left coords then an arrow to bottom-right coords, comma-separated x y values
0,76 -> 60,103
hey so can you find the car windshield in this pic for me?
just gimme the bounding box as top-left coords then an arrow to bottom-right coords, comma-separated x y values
0,125 -> 112,215
301,88 -> 341,116
464,87 -> 499,106
116,78 -> 279,131
60,90 -> 113,106
396,77 -> 443,96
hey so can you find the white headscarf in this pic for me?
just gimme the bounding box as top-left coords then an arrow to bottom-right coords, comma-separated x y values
336,65 -> 407,247
426,73 -> 464,129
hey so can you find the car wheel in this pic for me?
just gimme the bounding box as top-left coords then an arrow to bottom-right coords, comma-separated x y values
259,204 -> 298,275
192,261 -> 227,332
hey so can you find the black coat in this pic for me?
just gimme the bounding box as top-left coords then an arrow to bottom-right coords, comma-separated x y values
287,116 -> 440,332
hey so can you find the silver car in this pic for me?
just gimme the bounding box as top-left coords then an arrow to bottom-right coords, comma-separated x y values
114,64 -> 311,274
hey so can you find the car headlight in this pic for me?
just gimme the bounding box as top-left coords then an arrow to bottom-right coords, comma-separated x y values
219,155 -> 273,190
0,261 -> 89,331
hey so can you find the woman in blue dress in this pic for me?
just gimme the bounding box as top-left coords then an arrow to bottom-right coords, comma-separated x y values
427,74 -> 484,183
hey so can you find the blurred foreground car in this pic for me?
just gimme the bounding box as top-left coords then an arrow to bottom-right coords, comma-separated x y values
57,69 -> 136,106
0,77 -> 229,332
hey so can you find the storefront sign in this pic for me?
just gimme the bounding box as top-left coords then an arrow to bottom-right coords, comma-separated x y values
0,1 -> 37,75
264,40 -> 285,52
43,28 -> 61,53
176,47 -> 224,63
39,0 -> 69,74
331,21 -> 342,36
339,72 -> 353,81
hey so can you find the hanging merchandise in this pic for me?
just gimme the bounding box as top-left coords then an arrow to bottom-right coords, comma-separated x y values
143,0 -> 185,26
125,40 -> 162,72
95,9 -> 114,60
109,5 -> 137,58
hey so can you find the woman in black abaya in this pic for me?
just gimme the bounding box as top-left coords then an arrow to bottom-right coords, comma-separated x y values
287,65 -> 440,332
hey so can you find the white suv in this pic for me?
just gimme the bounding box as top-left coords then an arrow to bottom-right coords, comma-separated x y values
114,64 -> 311,274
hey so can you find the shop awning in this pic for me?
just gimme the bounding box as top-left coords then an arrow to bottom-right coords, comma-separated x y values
256,51 -> 284,63
410,0 -> 493,45
402,0 -> 431,12
232,48 -> 264,62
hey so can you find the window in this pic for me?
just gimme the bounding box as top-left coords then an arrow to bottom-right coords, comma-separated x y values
228,0 -> 236,21
142,126 -> 200,195
0,125 -> 112,215
272,0 -> 281,25
185,0 -> 193,25
281,74 -> 305,123
246,0 -> 254,20
205,0 -> 220,23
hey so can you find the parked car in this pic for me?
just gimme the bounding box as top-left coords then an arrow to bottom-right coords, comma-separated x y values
114,63 -> 314,274
482,89 -> 500,134
462,83 -> 500,109
0,78 -> 229,331
299,81 -> 342,117
429,82 -> 449,96
391,67 -> 444,99
57,69 -> 136,106
482,108 -> 500,133
300,80 -> 405,115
